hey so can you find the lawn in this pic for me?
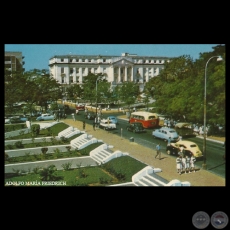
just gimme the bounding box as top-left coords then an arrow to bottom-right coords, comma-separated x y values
5,142 -> 103,164
5,133 -> 83,150
5,123 -> 69,140
5,156 -> 147,186
5,121 -> 148,186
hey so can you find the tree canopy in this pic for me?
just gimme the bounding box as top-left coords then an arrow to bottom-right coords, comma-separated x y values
145,44 -> 225,125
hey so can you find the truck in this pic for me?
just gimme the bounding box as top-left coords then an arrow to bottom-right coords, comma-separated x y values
174,122 -> 196,137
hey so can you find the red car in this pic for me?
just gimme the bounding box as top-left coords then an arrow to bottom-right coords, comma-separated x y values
76,104 -> 85,111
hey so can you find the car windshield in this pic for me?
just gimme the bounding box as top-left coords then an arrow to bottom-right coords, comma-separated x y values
190,144 -> 197,148
169,130 -> 176,133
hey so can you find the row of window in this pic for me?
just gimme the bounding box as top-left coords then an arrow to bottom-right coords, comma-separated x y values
59,58 -> 164,64
60,77 -> 149,84
61,67 -> 160,74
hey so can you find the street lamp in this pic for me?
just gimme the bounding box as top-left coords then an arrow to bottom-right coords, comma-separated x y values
202,56 -> 223,169
95,77 -> 100,124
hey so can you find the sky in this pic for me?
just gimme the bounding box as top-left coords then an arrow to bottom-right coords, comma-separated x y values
4,44 -> 221,72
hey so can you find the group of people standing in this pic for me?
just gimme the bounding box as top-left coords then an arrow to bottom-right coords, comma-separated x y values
176,154 -> 196,175
155,139 -> 196,175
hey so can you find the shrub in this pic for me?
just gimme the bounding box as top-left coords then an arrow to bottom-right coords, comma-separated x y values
61,162 -> 72,171
39,165 -> 58,181
31,124 -> 40,136
5,152 -> 9,161
50,137 -> 58,145
46,128 -> 52,136
66,146 -> 71,152
54,148 -> 61,158
5,144 -> 13,150
41,147 -> 48,154
14,141 -> 24,148
32,166 -> 41,174
60,136 -> 68,143
79,168 -> 87,178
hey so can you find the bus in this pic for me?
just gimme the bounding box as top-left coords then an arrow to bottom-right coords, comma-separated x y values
129,111 -> 160,129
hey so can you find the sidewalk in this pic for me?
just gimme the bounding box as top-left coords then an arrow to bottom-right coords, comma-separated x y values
62,118 -> 225,186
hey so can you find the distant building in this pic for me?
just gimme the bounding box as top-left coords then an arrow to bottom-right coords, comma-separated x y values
49,52 -> 170,92
4,51 -> 24,73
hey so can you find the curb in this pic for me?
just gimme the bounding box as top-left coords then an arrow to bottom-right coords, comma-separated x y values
195,135 -> 224,144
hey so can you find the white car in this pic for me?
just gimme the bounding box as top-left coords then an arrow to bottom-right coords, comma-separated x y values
152,127 -> 179,142
99,119 -> 116,130
5,117 -> 11,124
36,113 -> 54,121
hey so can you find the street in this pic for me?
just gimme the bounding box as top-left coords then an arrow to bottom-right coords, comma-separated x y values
67,110 -> 225,178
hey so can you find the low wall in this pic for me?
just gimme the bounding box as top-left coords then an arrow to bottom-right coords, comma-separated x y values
5,145 -> 72,158
5,128 -> 30,139
5,136 -> 61,146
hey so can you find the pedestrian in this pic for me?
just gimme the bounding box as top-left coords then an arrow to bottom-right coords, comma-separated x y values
93,121 -> 96,131
179,145 -> 184,157
166,137 -> 171,155
76,109 -> 79,115
167,137 -> 171,145
185,155 -> 190,174
83,121 -> 85,130
176,155 -> 182,175
155,143 -> 161,160
178,150 -> 183,157
72,113 -> 75,121
181,155 -> 186,173
190,154 -> 196,173
107,117 -> 110,130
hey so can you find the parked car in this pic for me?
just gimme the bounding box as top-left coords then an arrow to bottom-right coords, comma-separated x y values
5,117 -> 11,124
36,113 -> 54,121
19,115 -> 29,122
76,104 -> 85,111
8,116 -> 22,124
152,127 -> 179,142
169,140 -> 203,159
107,116 -> 118,124
126,122 -> 145,133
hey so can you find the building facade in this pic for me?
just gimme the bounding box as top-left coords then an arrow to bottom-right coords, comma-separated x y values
5,51 -> 24,73
49,53 -> 170,92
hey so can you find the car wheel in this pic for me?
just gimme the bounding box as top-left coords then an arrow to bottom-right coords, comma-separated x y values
153,135 -> 156,138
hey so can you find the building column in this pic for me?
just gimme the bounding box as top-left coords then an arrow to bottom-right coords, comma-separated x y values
79,68 -> 83,83
131,67 -> 134,82
118,67 -> 121,82
125,67 -> 127,81
146,67 -> 149,82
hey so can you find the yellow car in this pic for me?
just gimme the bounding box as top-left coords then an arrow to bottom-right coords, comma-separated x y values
169,140 -> 203,159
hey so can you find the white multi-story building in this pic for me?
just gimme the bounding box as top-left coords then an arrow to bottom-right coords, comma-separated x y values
49,52 -> 170,92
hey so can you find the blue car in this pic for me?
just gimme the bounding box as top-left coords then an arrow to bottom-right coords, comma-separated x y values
107,116 -> 118,124
36,113 -> 54,121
